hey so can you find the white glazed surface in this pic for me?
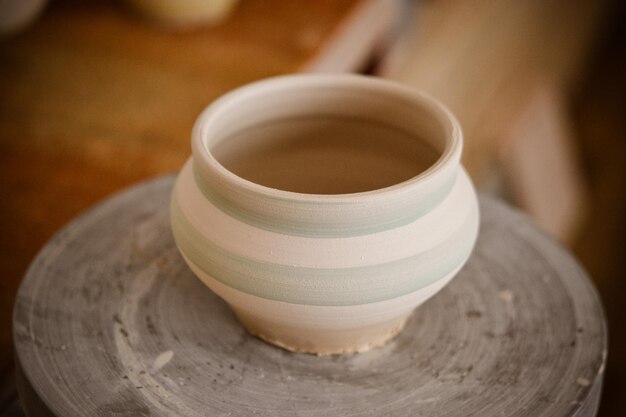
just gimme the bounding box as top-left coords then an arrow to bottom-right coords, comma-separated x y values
171,160 -> 478,306
175,160 -> 476,269
183,254 -> 461,354
184,253 -> 461,328
171,74 -> 480,354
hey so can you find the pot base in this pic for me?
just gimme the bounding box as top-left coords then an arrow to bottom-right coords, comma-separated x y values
232,307 -> 411,355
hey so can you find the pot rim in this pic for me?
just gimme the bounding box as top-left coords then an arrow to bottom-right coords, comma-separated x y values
191,74 -> 462,204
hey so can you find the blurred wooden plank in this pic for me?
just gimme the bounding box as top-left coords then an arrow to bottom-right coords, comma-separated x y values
301,0 -> 398,72
382,0 -> 609,181
499,82 -> 588,243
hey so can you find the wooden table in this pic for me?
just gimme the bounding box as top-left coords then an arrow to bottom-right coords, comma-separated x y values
13,176 -> 607,416
0,0 -> 363,379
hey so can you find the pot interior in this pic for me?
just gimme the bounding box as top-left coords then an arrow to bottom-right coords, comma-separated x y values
211,115 -> 441,195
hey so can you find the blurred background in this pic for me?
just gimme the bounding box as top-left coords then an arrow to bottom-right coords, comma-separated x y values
0,0 -> 624,414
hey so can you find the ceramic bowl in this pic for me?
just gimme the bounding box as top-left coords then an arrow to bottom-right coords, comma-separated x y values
171,74 -> 479,355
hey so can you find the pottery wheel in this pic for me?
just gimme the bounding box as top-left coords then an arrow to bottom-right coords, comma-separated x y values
13,176 -> 606,417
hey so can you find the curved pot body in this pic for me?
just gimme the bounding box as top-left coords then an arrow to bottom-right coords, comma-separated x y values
171,75 -> 479,355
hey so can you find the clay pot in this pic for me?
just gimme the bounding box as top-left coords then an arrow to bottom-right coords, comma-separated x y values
171,74 -> 479,355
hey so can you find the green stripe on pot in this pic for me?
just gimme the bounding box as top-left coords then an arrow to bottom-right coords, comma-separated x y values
192,163 -> 455,238
171,196 -> 477,306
